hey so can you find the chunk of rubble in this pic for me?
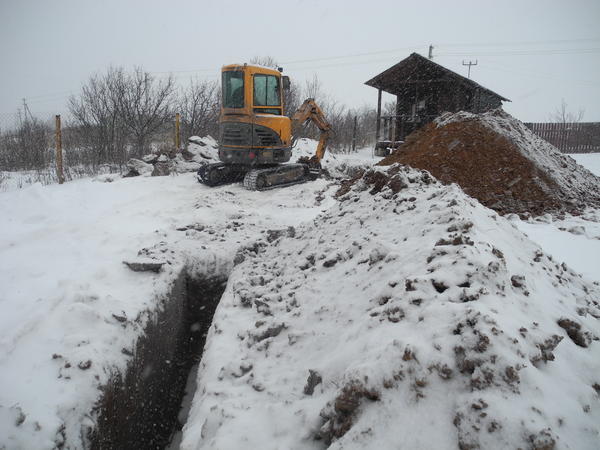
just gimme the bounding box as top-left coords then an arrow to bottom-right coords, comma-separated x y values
151,160 -> 171,177
123,158 -> 153,177
122,259 -> 165,273
142,153 -> 159,164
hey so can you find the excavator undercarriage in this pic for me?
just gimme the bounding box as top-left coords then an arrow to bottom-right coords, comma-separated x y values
197,161 -> 319,191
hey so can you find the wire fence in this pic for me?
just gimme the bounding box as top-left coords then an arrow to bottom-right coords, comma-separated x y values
1,67 -> 381,192
7,106 -> 596,193
0,111 -> 181,191
0,111 -> 377,193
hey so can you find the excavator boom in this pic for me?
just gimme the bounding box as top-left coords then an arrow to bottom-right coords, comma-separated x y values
291,99 -> 332,164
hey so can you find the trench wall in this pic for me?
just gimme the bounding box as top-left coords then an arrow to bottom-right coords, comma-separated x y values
88,270 -> 228,450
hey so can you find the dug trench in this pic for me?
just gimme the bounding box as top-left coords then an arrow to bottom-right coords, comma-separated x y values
88,269 -> 228,450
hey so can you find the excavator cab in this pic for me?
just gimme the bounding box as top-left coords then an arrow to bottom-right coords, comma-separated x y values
219,64 -> 292,166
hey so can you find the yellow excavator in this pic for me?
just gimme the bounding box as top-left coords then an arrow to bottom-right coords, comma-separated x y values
197,63 -> 332,190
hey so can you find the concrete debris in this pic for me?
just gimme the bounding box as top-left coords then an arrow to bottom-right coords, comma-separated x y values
123,158 -> 153,177
122,136 -> 220,178
123,259 -> 165,273
151,160 -> 171,177
142,154 -> 159,164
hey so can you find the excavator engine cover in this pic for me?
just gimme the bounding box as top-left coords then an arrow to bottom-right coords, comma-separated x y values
219,121 -> 292,165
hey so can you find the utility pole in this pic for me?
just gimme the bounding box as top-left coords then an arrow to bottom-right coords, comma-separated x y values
428,45 -> 434,60
22,98 -> 33,122
462,60 -> 478,79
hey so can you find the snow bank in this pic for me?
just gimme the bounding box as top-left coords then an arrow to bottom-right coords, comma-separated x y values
572,153 -> 600,177
182,165 -> 600,450
0,176 -> 229,448
513,208 -> 600,284
0,159 -> 343,449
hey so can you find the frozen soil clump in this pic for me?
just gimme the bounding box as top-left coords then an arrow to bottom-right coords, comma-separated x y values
181,164 -> 600,450
379,109 -> 600,217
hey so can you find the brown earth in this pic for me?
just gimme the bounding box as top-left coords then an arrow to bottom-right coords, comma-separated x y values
378,120 -> 598,217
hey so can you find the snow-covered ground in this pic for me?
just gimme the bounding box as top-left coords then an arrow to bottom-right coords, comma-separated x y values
0,145 -> 598,449
510,153 -> 600,285
572,153 -> 600,177
0,141 -> 375,449
181,164 -> 600,450
0,165 -> 121,193
512,209 -> 600,284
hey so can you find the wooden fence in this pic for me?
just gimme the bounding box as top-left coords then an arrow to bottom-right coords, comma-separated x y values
524,122 -> 600,153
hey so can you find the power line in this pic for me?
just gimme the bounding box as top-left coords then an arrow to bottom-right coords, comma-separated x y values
9,37 -> 600,112
437,47 -> 600,57
148,38 -> 600,75
476,61 -> 600,88
280,44 -> 428,65
27,94 -> 75,104
438,37 -> 600,48
26,89 -> 74,100
148,46 -> 600,78
151,67 -> 215,75
146,44 -> 429,75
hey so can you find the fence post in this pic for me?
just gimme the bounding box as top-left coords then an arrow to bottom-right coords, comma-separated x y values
55,114 -> 64,184
175,113 -> 181,150
352,115 -> 357,152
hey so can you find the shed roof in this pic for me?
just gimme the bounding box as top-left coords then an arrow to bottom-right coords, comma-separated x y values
365,53 -> 510,102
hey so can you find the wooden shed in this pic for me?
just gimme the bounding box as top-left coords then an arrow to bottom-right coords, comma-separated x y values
365,53 -> 509,153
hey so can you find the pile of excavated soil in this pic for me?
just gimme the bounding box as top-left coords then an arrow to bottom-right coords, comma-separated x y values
181,164 -> 600,450
379,109 -> 600,217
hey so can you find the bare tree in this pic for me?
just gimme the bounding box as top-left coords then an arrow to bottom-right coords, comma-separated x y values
114,68 -> 176,156
0,116 -> 51,170
249,56 -> 280,68
282,79 -> 301,118
177,79 -> 219,139
69,67 -> 176,163
296,74 -> 355,150
68,67 -> 127,165
303,74 -> 327,102
549,99 -> 585,124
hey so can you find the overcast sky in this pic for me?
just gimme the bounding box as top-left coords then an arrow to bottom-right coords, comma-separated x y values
1,0 -> 599,123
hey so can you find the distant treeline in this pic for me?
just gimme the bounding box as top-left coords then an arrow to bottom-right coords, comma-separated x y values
0,65 -> 382,172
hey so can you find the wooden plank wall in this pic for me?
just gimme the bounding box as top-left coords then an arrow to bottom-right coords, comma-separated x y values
524,122 -> 600,153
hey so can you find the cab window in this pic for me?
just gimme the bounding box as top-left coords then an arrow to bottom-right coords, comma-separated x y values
253,75 -> 281,107
222,71 -> 244,108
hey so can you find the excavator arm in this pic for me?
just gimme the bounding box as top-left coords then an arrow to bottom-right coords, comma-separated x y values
291,99 -> 332,163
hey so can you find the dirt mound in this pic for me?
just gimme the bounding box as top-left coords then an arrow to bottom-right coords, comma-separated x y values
183,163 -> 600,450
379,109 -> 600,217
